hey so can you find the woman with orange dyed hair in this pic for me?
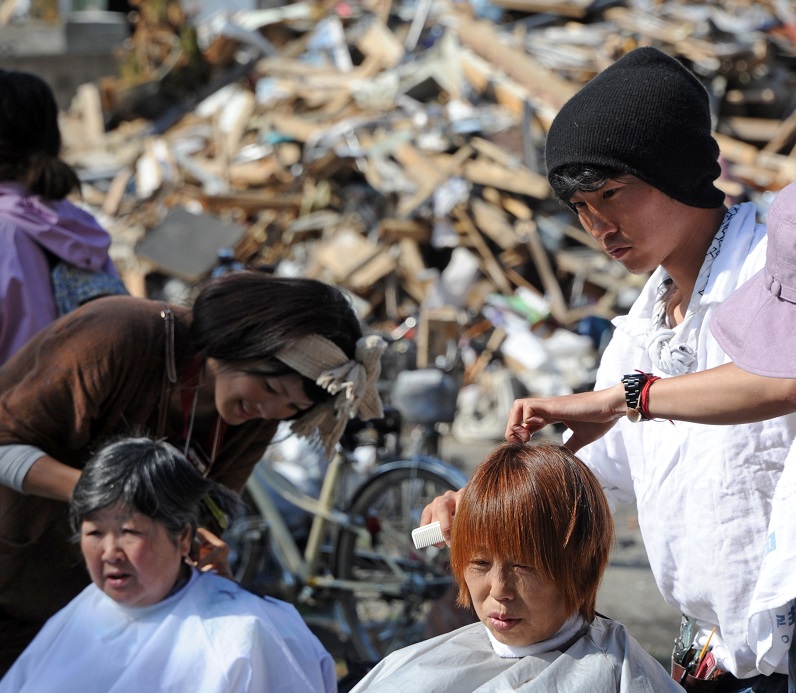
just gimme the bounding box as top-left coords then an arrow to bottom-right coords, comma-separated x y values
351,442 -> 683,692
449,442 -> 611,627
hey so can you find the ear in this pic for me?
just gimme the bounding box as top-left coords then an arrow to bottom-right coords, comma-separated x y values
178,525 -> 193,558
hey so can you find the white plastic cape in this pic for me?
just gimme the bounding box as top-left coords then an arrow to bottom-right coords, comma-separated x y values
350,617 -> 682,692
0,569 -> 337,693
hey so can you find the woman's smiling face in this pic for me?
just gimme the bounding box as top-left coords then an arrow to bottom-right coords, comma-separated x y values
80,504 -> 190,607
207,359 -> 314,426
464,551 -> 571,647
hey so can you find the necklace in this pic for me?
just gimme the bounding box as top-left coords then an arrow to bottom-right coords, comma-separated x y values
181,357 -> 226,476
646,205 -> 739,375
183,386 -> 199,459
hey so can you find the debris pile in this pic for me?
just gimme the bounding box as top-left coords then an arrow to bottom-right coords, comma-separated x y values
59,0 -> 796,435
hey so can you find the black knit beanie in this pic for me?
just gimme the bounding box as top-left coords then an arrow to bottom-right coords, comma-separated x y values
544,47 -> 725,208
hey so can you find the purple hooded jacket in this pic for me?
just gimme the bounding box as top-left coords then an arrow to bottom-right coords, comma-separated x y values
0,182 -> 118,364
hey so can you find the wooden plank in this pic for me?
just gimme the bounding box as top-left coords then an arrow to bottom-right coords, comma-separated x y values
754,152 -> 796,182
605,8 -> 760,68
716,133 -> 796,187
417,307 -> 462,369
355,17 -> 405,69
715,132 -> 760,166
487,0 -> 592,18
459,48 -> 558,129
348,249 -> 399,291
470,137 -> 522,169
199,190 -> 304,213
220,88 -> 256,156
321,55 -> 384,115
470,198 -> 520,250
228,158 -> 288,188
264,112 -> 322,143
604,7 -> 698,46
501,196 -> 533,221
464,327 -> 506,386
396,145 -> 474,218
466,278 -> 498,314
721,117 -> 783,144
378,218 -> 432,244
453,207 -> 513,295
561,221 -> 601,251
516,219 -> 571,325
0,0 -> 19,26
75,82 -> 105,149
397,238 -> 431,303
393,143 -> 441,187
102,167 -> 134,217
469,138 -> 550,195
254,56 -> 349,80
285,210 -> 340,239
480,187 -> 503,207
308,230 -> 382,283
503,265 -> 545,297
121,268 -> 148,299
763,107 -> 796,154
450,13 -> 578,113
462,157 -> 550,199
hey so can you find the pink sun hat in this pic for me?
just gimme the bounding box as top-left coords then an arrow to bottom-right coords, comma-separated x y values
712,181 -> 796,377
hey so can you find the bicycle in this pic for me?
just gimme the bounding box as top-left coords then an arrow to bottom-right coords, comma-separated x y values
225,408 -> 469,679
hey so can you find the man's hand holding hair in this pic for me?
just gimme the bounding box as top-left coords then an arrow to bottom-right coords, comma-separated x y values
504,384 -> 626,452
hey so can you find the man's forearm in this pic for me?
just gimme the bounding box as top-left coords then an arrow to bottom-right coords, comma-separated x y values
646,363 -> 796,424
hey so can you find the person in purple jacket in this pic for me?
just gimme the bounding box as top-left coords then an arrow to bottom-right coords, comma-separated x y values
0,69 -> 122,364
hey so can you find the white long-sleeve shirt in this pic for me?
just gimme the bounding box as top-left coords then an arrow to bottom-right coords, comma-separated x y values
576,202 -> 796,677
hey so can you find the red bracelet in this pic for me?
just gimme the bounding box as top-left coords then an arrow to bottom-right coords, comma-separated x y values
638,373 -> 662,421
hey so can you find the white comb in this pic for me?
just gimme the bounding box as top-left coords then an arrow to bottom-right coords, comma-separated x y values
412,521 -> 444,550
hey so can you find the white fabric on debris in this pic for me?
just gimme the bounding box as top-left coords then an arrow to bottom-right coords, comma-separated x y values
349,616 -> 682,692
574,202 -> 796,677
0,569 -> 336,693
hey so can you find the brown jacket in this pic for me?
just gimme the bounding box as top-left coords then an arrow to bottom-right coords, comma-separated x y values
0,295 -> 276,624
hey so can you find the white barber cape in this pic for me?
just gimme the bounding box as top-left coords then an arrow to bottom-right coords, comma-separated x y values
349,616 -> 682,692
575,203 -> 796,677
0,568 -> 337,693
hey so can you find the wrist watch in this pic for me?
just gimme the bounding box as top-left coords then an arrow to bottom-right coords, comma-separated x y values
622,372 -> 651,423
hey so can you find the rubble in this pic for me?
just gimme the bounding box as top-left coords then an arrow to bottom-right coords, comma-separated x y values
57,0 -> 796,435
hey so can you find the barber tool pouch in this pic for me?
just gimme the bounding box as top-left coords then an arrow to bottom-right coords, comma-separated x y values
672,645 -> 727,692
672,654 -> 722,692
671,617 -> 724,692
51,260 -> 129,316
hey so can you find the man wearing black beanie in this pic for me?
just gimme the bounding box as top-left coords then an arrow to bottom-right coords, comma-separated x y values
530,47 -> 794,690
425,47 -> 796,691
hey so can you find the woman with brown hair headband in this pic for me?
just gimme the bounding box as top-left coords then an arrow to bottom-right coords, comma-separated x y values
0,270 -> 385,676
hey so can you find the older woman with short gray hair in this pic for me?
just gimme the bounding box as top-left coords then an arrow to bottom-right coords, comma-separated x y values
1,437 -> 337,693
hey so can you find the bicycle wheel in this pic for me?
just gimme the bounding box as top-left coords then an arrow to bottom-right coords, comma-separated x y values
334,456 -> 470,665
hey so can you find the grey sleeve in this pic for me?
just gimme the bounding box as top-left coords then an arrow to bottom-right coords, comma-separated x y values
0,445 -> 47,492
